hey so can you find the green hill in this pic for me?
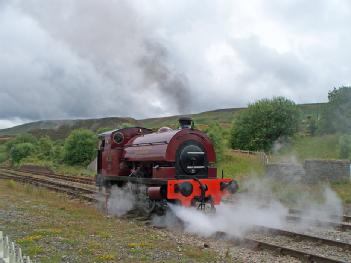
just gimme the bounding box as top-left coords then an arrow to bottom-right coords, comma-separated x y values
0,103 -> 325,139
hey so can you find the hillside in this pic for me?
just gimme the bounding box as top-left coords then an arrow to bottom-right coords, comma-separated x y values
0,103 -> 325,138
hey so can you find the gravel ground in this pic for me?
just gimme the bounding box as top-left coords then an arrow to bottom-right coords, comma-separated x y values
247,230 -> 351,262
161,228 -> 301,263
284,221 -> 351,244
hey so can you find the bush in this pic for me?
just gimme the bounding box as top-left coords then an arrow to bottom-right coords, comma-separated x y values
230,97 -> 300,152
5,133 -> 37,152
37,136 -> 54,160
52,144 -> 64,163
339,135 -> 351,159
10,143 -> 36,164
305,115 -> 318,136
63,129 -> 97,166
204,123 -> 224,162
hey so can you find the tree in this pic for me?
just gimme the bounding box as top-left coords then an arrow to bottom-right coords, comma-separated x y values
319,86 -> 351,133
230,97 -> 299,152
204,123 -> 224,162
10,143 -> 36,164
63,129 -> 97,166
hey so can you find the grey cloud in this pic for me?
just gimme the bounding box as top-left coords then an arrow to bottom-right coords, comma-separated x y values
0,0 -> 191,121
0,0 -> 351,127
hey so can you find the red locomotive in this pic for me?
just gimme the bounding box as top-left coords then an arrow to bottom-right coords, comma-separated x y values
96,117 -> 238,214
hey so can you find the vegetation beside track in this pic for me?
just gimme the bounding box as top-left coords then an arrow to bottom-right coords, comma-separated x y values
272,134 -> 341,161
0,180 -> 221,263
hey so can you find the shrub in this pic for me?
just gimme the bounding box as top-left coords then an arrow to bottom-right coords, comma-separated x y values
63,129 -> 97,166
37,136 -> 54,160
10,142 -> 36,164
5,133 -> 37,152
305,115 -> 318,136
230,97 -> 300,152
204,123 -> 224,162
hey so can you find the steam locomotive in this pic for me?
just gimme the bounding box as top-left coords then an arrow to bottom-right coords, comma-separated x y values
96,117 -> 238,214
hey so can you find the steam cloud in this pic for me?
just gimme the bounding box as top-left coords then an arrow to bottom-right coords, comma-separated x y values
106,185 -> 136,217
102,170 -> 343,239
155,176 -> 344,238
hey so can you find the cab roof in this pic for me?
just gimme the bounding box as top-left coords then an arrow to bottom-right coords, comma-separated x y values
98,127 -> 153,138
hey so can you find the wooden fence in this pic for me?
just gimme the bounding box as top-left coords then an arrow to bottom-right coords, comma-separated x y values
232,149 -> 270,165
0,231 -> 33,263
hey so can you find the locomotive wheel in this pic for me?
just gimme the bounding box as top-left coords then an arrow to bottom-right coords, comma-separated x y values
140,199 -> 156,215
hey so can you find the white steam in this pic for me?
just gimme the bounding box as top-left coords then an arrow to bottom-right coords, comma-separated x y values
170,198 -> 287,237
293,186 -> 343,224
166,176 -> 344,238
106,184 -> 136,217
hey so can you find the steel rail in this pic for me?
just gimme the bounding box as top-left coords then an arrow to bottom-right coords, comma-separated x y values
286,214 -> 351,231
289,208 -> 351,223
0,169 -> 95,194
215,231 -> 348,263
252,225 -> 351,250
0,171 -> 99,202
0,167 -> 94,185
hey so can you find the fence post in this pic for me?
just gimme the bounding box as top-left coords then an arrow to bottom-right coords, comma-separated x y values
9,242 -> 15,263
0,233 -> 31,263
0,231 -> 3,258
4,236 -> 9,259
17,247 -> 23,263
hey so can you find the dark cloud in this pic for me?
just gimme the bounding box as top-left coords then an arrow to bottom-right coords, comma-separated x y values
139,41 -> 191,113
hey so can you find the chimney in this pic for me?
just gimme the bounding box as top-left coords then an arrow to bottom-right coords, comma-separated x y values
178,117 -> 193,129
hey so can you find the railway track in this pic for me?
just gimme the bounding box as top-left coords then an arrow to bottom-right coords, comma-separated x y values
0,169 -> 99,202
0,167 -> 94,185
252,225 -> 351,250
0,168 -> 350,262
286,214 -> 351,231
289,208 -> 351,223
215,231 -> 349,263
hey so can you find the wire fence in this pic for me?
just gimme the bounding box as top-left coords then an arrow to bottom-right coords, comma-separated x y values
0,231 -> 34,263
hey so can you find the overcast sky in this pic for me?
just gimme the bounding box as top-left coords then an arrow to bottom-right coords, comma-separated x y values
0,0 -> 350,129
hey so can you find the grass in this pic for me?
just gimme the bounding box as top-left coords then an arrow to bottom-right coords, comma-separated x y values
331,180 -> 351,204
217,149 -> 265,182
19,156 -> 95,177
0,181 -> 223,262
274,134 -> 341,161
0,143 -> 7,164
